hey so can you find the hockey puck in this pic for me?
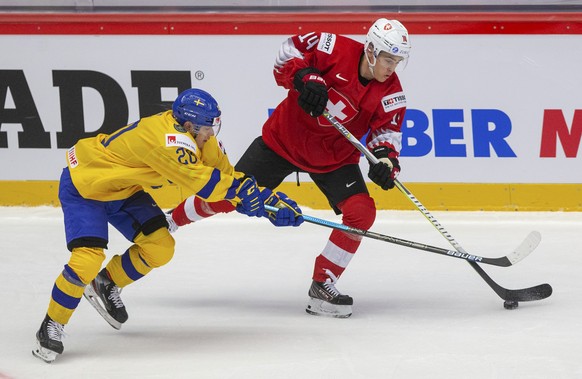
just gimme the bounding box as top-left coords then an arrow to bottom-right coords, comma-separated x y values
503,300 -> 519,310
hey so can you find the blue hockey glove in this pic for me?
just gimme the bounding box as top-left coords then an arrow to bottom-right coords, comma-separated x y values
261,188 -> 304,227
367,146 -> 401,190
235,176 -> 265,217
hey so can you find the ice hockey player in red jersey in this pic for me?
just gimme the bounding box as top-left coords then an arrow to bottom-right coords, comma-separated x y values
168,19 -> 411,318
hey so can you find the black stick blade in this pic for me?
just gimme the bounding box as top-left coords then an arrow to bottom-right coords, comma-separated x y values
504,283 -> 553,302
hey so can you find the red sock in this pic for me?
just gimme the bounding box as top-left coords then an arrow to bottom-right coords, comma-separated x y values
312,193 -> 376,281
171,196 -> 235,226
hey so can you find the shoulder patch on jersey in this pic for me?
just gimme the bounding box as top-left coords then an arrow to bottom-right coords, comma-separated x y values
173,123 -> 187,133
166,134 -> 197,154
67,146 -> 78,168
317,33 -> 336,55
381,91 -> 407,113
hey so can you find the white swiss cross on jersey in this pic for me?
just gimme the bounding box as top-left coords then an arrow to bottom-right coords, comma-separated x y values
317,88 -> 358,127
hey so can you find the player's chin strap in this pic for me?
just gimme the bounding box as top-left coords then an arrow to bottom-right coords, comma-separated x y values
364,43 -> 377,76
322,111 -> 552,303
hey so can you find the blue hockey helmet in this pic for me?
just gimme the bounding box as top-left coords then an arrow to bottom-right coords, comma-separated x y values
172,88 -> 221,134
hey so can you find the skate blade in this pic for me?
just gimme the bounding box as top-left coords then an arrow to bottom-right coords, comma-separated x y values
32,341 -> 59,363
83,285 -> 122,330
306,297 -> 352,318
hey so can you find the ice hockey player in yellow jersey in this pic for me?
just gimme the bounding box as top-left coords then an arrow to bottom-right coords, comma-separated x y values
32,88 -> 303,363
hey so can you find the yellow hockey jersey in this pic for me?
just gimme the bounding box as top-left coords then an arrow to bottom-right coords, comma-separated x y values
66,110 -> 244,202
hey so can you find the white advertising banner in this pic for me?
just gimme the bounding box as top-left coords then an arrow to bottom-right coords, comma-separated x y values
0,34 -> 581,183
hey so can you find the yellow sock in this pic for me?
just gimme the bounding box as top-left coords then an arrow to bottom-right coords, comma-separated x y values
47,265 -> 86,325
47,247 -> 105,325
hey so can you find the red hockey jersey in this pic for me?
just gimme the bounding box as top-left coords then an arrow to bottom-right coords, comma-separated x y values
263,32 -> 406,173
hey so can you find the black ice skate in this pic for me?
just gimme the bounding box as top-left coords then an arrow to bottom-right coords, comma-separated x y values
32,314 -> 65,363
306,269 -> 353,318
84,268 -> 128,330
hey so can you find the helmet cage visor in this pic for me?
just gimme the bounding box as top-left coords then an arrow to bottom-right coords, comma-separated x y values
191,116 -> 222,136
366,42 -> 409,71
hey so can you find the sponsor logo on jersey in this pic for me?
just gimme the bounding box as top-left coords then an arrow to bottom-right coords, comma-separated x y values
335,73 -> 349,82
173,123 -> 187,133
317,33 -> 336,54
166,134 -> 197,154
381,91 -> 407,113
317,88 -> 358,127
67,146 -> 78,168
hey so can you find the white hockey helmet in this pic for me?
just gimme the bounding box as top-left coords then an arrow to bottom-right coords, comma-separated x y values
365,19 -> 411,61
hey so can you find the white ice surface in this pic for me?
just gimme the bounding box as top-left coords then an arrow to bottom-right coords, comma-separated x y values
1,206 -> 581,379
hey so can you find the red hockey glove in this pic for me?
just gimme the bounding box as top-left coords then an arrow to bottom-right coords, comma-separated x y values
367,146 -> 401,190
293,67 -> 328,117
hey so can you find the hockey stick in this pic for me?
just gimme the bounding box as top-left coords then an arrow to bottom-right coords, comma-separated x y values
322,111 -> 552,302
265,205 -> 540,267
